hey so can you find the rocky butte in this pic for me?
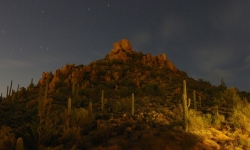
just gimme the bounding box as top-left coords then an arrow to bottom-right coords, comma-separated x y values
37,38 -> 178,94
2,39 -> 250,149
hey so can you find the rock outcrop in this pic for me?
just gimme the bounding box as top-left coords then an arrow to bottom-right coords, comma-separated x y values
109,39 -> 132,62
36,38 -> 178,95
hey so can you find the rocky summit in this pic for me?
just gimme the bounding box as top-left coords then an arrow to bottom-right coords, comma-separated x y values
1,39 -> 250,150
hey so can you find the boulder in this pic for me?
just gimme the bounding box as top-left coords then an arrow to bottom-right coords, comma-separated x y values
49,82 -> 56,93
84,65 -> 92,73
112,72 -> 120,81
166,60 -> 178,73
173,87 -> 181,95
90,70 -> 98,83
109,39 -> 133,62
61,64 -> 74,75
54,69 -> 60,77
119,39 -> 132,51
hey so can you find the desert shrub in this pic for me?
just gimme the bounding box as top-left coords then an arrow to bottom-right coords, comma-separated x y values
220,87 -> 242,108
80,88 -> 92,97
72,96 -> 83,108
113,100 -> 123,112
0,126 -> 16,150
119,78 -> 133,87
188,110 -> 206,131
111,59 -> 123,65
118,87 -> 136,98
142,84 -> 164,96
99,69 -> 107,76
95,113 -> 114,120
96,84 -> 107,92
90,129 -> 111,145
57,87 -> 70,95
92,144 -> 121,150
121,65 -> 131,72
18,119 -> 59,149
58,126 -> 83,149
229,109 -> 249,130
106,80 -> 116,89
70,108 -> 89,127
224,89 -> 250,130
113,99 -> 131,112
212,114 -> 225,129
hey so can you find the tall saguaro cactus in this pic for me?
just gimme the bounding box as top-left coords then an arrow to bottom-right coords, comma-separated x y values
37,76 -> 52,148
193,90 -> 197,111
132,93 -> 135,115
6,86 -> 9,98
38,76 -> 50,124
182,80 -> 190,132
9,80 -> 12,97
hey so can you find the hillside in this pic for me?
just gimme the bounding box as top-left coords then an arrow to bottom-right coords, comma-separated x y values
1,39 -> 250,150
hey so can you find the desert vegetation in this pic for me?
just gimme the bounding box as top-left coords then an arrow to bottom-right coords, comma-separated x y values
1,39 -> 250,150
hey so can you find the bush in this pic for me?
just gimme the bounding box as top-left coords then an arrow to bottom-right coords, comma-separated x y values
188,110 -> 206,131
229,109 -> 249,130
58,126 -> 83,149
119,78 -> 133,87
111,59 -> 123,65
212,114 -> 225,129
99,69 -> 107,76
0,126 -> 16,150
142,84 -> 164,96
106,80 -> 116,89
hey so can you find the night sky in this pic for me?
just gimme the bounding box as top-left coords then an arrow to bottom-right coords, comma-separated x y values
1,1 -> 250,95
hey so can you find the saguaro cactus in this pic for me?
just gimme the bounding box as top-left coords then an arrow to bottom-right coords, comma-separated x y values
9,80 -> 12,97
132,93 -> 134,115
16,137 -> 24,150
16,84 -> 19,93
6,86 -> 9,98
38,76 -> 50,124
193,90 -> 197,111
182,80 -> 190,132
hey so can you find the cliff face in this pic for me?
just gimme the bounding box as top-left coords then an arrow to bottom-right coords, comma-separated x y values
37,39 -> 178,94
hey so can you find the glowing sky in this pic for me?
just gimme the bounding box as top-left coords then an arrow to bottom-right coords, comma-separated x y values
1,1 -> 250,95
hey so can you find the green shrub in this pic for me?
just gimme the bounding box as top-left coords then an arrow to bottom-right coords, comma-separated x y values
0,126 -> 16,150
188,110 -> 206,131
212,114 -> 225,129
105,80 -> 116,89
142,84 -> 164,96
119,78 -> 133,87
111,59 -> 123,65
99,69 -> 107,76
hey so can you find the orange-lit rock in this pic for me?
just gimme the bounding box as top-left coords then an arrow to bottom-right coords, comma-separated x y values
61,64 -> 74,75
166,60 -> 178,73
112,72 -> 121,81
109,39 -> 133,62
84,65 -> 92,73
173,87 -> 181,95
119,39 -> 132,51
